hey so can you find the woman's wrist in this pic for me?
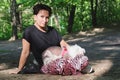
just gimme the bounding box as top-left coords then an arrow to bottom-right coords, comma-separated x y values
16,68 -> 22,74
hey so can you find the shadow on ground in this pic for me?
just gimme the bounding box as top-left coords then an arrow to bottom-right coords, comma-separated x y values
0,28 -> 120,80
65,28 -> 120,80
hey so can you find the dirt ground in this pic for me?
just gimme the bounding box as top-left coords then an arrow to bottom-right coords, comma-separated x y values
0,28 -> 120,80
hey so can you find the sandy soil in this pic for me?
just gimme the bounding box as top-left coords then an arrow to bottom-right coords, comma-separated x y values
0,28 -> 120,80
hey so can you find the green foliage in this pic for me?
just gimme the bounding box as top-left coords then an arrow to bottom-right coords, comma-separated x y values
0,0 -> 11,40
97,0 -> 120,25
72,0 -> 92,32
0,21 -> 12,40
0,0 -> 120,40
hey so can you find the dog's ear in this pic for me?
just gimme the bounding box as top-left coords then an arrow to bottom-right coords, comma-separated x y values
74,44 -> 77,46
66,45 -> 71,50
42,50 -> 52,60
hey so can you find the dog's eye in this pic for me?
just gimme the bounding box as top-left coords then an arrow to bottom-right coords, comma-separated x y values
43,55 -> 49,59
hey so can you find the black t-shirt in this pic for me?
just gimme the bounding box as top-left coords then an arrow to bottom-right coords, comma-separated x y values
23,25 -> 62,66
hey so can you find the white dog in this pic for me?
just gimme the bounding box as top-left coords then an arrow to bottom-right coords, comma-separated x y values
42,44 -> 85,65
66,44 -> 85,59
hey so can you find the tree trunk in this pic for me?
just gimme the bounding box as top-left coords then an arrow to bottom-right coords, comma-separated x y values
54,14 -> 61,31
67,5 -> 76,33
90,0 -> 98,27
9,0 -> 18,41
16,10 -> 22,32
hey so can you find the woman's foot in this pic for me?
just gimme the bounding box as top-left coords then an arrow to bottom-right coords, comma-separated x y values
81,65 -> 94,74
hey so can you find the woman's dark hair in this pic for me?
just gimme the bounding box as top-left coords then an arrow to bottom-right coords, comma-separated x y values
33,4 -> 52,16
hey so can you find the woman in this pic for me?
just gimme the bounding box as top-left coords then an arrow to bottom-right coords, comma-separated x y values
11,3 -> 68,74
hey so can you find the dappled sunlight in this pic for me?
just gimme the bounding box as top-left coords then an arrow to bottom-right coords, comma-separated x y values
0,63 -> 8,70
67,37 -> 87,42
79,28 -> 105,36
104,53 -> 119,60
0,28 -> 120,79
66,37 -> 94,43
92,60 -> 113,78
92,28 -> 105,33
0,68 -> 16,74
0,62 -> 17,73
63,28 -> 105,42
95,40 -> 109,44
100,47 -> 120,51
95,38 -> 120,45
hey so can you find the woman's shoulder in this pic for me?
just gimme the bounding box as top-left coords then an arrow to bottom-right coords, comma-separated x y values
47,26 -> 54,29
47,26 -> 56,31
24,25 -> 35,32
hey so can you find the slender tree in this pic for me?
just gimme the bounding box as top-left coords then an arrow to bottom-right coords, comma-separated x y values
9,0 -> 18,40
67,5 -> 76,33
90,0 -> 98,27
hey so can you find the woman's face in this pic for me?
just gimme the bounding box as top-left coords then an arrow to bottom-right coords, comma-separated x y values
34,10 -> 49,28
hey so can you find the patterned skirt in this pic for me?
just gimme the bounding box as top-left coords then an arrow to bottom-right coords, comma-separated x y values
41,55 -> 88,76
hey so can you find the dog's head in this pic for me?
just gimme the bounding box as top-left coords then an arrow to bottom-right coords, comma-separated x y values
42,45 -> 86,65
42,46 -> 62,65
66,44 -> 85,59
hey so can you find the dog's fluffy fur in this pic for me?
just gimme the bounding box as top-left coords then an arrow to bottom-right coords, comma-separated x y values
42,46 -> 62,65
42,44 -> 85,65
67,44 -> 85,59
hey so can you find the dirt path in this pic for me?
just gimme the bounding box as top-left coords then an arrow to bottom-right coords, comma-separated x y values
0,28 -> 120,80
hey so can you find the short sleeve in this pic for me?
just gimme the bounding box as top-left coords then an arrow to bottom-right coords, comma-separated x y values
23,28 -> 31,43
54,29 -> 62,43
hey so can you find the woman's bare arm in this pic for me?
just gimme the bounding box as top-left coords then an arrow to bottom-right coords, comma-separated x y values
18,39 -> 30,71
10,39 -> 30,74
60,39 -> 69,48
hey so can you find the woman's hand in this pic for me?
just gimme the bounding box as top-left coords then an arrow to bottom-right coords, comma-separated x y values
9,68 -> 21,74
